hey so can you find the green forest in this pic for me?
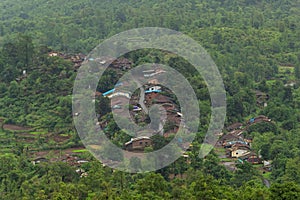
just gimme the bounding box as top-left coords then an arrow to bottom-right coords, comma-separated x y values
0,0 -> 300,199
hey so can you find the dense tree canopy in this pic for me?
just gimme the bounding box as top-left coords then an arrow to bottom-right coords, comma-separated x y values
0,0 -> 300,199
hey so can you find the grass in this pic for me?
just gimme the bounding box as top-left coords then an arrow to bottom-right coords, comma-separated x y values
277,66 -> 295,81
253,164 -> 264,168
220,158 -> 232,162
0,152 -> 15,157
214,147 -> 226,154
72,149 -> 87,153
262,172 -> 272,179
60,133 -> 70,137
266,79 -> 276,84
30,131 -> 47,135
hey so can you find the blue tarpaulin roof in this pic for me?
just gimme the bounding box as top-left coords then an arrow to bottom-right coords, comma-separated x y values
102,88 -> 115,96
115,82 -> 123,87
145,89 -> 161,94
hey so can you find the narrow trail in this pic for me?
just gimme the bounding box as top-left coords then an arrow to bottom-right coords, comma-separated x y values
263,179 -> 270,188
132,76 -> 148,113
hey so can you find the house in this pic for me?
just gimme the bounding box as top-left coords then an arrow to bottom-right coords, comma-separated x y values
226,123 -> 243,131
147,86 -> 161,91
143,69 -> 156,74
284,81 -> 296,87
225,140 -> 248,148
102,89 -> 115,97
108,92 -> 131,99
248,115 -> 271,124
237,151 -> 261,164
148,79 -> 159,85
176,112 -> 183,117
125,137 -> 152,152
229,129 -> 244,136
231,144 -> 251,158
244,137 -> 253,144
143,69 -> 166,78
77,160 -> 89,164
32,157 -> 48,165
161,103 -> 176,112
48,52 -> 58,57
132,106 -> 142,112
246,153 -> 262,164
149,94 -> 173,104
111,58 -> 132,70
112,105 -> 122,110
263,160 -> 272,171
254,90 -> 269,107
219,133 -> 243,147
145,86 -> 162,94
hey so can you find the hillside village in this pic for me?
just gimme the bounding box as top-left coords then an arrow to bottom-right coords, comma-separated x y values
216,115 -> 273,173
1,0 -> 300,198
0,49 -> 283,183
0,50 -> 287,181
83,54 -> 276,175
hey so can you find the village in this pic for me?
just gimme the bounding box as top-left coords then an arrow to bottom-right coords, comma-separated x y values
216,115 -> 273,173
2,51 -> 275,179
87,53 -> 275,177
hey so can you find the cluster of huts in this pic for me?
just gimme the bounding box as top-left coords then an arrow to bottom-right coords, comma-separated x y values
218,115 -> 273,171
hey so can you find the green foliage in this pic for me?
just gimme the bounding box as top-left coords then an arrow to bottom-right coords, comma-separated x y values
270,182 -> 300,200
0,0 -> 300,198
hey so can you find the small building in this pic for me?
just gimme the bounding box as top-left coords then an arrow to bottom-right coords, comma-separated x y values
32,157 -> 48,165
125,137 -> 152,152
111,58 -> 132,70
248,115 -> 271,124
108,92 -> 131,99
143,69 -> 166,78
146,93 -> 172,104
112,105 -> 122,110
102,89 -> 115,97
176,112 -> 183,117
115,82 -> 123,87
229,129 -> 244,136
284,82 -> 296,87
145,86 -> 162,94
244,137 -> 253,144
254,90 -> 269,107
148,79 -> 159,85
219,133 -> 243,147
132,106 -> 142,112
77,160 -> 89,164
48,52 -> 58,57
246,154 -> 262,164
147,86 -> 161,91
143,69 -> 156,74
231,144 -> 251,158
263,160 -> 272,171
226,123 -> 243,131
225,140 -> 248,148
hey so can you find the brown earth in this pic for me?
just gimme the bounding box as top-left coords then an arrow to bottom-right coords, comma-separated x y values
3,124 -> 32,131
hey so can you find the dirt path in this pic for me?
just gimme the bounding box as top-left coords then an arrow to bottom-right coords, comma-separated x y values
3,124 -> 32,131
263,179 -> 271,188
135,79 -> 148,113
31,147 -> 86,158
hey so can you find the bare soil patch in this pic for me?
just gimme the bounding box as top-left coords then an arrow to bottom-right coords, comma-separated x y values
3,124 -> 32,131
